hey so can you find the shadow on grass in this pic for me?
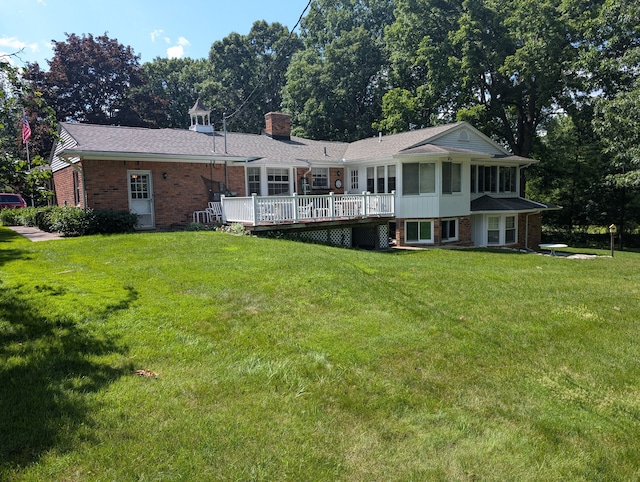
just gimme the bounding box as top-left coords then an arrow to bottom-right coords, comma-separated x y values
0,284 -> 137,471
0,228 -> 30,267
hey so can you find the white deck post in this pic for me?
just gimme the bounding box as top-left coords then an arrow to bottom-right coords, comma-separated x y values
363,191 -> 369,218
329,192 -> 335,220
292,193 -> 298,223
251,193 -> 258,226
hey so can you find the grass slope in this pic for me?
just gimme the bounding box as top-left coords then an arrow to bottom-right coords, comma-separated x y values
1,228 -> 639,480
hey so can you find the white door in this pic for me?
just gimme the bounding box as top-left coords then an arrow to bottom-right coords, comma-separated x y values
128,171 -> 155,228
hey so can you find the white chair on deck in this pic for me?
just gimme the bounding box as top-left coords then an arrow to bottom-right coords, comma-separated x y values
206,202 -> 223,223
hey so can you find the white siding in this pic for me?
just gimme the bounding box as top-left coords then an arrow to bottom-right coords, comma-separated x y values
395,194 -> 440,219
439,194 -> 470,218
433,127 -> 506,156
51,127 -> 79,172
471,214 -> 484,246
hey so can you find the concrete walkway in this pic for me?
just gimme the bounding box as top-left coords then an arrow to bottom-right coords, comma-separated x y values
7,226 -> 64,241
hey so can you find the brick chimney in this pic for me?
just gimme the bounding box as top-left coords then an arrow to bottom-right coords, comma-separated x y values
264,112 -> 291,141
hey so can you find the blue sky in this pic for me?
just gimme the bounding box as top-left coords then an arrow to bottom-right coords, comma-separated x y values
0,0 -> 309,67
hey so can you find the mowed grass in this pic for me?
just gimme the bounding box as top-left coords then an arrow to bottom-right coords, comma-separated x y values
1,227 -> 639,481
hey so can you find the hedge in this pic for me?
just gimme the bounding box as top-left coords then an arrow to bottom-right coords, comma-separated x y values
0,206 -> 138,236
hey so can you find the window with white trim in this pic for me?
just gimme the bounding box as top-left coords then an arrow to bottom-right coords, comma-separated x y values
366,167 -> 375,192
487,216 -> 500,244
499,166 -> 517,193
312,168 -> 329,189
405,220 -> 433,244
487,214 -> 518,245
267,168 -> 290,195
387,165 -> 396,193
377,166 -> 385,193
471,165 -> 518,194
441,218 -> 458,242
350,169 -> 359,191
442,161 -> 462,194
402,162 -> 436,195
247,167 -> 261,195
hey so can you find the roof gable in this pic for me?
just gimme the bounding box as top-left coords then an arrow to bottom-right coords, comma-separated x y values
426,123 -> 510,156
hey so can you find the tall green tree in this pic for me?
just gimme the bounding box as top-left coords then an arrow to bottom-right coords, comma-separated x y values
0,61 -> 55,205
383,0 -> 583,157
201,21 -> 302,133
25,33 -> 150,126
593,86 -> 640,241
283,0 -> 395,141
137,58 -> 213,129
529,111 -> 607,232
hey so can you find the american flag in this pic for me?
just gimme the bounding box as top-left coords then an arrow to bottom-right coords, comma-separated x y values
22,109 -> 32,144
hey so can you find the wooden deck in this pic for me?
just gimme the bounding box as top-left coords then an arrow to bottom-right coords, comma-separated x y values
220,192 -> 395,227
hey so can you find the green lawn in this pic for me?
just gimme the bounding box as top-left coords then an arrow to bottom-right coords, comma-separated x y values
1,227 -> 639,481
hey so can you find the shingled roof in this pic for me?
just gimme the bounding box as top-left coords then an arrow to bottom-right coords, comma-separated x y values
471,195 -> 556,212
53,119 -> 533,172
56,122 -> 349,167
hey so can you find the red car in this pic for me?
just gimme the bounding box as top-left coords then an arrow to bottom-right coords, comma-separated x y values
0,193 -> 27,209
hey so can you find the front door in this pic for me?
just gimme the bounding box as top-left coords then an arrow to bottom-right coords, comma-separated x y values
128,171 -> 155,229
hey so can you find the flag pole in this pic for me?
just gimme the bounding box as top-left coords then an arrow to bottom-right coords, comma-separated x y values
22,108 -> 34,207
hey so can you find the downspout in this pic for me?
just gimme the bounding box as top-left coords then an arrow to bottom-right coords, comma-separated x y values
225,161 -> 229,194
301,160 -> 312,194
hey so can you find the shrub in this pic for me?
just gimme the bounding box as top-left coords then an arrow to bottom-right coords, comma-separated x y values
186,222 -> 208,231
18,207 -> 39,227
88,210 -> 138,234
217,223 -> 249,236
47,207 -> 91,236
0,209 -> 22,226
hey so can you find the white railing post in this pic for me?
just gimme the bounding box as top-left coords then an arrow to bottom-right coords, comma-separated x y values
390,190 -> 396,216
363,191 -> 369,218
220,194 -> 227,223
329,192 -> 335,220
251,193 -> 258,226
292,193 -> 298,223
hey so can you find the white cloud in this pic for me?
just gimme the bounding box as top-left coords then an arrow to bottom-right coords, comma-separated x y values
37,0 -> 47,5
167,45 -> 184,59
164,37 -> 171,44
0,36 -> 38,53
150,30 -> 164,42
166,37 -> 190,58
0,37 -> 40,64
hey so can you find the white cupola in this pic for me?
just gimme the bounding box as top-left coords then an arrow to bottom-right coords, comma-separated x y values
189,98 -> 213,133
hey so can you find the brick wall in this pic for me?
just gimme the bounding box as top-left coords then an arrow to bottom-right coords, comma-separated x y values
396,216 -> 473,247
53,164 -> 83,207
519,212 -> 542,250
264,112 -> 291,140
55,159 -> 247,229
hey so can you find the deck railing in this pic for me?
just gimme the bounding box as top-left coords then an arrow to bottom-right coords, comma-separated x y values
221,192 -> 395,226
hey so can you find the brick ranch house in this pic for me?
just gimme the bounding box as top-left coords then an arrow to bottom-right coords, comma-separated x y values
50,102 -> 557,249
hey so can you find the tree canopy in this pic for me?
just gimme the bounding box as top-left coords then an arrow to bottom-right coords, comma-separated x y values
283,0 -> 395,141
0,61 -> 55,205
26,33 -> 148,126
